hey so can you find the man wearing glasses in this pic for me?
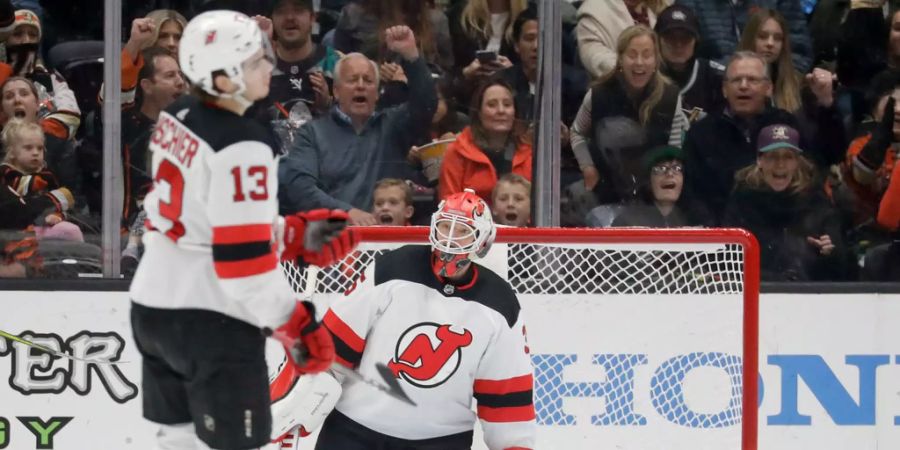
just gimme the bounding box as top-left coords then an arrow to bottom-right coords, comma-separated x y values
680,50 -> 844,223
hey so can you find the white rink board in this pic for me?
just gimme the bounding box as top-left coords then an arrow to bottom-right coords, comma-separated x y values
1,291 -> 900,450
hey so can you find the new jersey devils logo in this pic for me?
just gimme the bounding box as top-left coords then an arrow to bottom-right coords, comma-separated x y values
387,323 -> 473,388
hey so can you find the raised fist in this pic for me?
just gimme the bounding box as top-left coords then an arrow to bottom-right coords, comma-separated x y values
385,25 -> 419,61
129,18 -> 156,50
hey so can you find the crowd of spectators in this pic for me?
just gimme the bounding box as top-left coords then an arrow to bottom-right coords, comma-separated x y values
0,0 -> 899,282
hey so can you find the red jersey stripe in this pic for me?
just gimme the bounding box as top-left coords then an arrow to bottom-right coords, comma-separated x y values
213,223 -> 273,245
323,309 -> 366,353
474,374 -> 534,395
477,404 -> 536,423
214,252 -> 277,278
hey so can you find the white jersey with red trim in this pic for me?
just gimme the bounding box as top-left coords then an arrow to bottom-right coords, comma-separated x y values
129,95 -> 295,329
322,245 -> 536,450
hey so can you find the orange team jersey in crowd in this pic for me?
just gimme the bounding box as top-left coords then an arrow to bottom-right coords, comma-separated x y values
878,161 -> 900,231
839,135 -> 896,216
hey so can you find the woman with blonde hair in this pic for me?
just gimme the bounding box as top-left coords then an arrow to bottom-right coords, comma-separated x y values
724,124 -> 849,281
115,10 -> 188,109
576,0 -> 671,79
448,0 -> 527,82
570,25 -> 687,206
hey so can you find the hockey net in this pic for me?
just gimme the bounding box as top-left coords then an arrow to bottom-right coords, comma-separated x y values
282,227 -> 759,450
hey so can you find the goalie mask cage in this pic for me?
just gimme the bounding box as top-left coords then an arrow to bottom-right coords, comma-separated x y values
283,227 -> 759,450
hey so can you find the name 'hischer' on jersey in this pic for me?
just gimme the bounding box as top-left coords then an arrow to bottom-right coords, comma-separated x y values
130,95 -> 296,330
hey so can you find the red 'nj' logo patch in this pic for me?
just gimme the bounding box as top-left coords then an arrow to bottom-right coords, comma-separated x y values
205,30 -> 217,45
387,323 -> 472,388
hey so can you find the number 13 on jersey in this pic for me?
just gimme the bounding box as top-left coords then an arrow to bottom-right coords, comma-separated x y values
150,161 -> 270,243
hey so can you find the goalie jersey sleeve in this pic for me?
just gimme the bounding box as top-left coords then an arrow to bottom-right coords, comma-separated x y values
321,245 -> 535,448
474,313 -> 536,450
131,96 -> 294,329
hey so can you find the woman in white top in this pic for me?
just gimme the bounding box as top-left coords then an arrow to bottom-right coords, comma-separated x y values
576,0 -> 671,79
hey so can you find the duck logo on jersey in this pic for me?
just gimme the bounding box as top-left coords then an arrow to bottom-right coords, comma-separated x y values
387,323 -> 473,388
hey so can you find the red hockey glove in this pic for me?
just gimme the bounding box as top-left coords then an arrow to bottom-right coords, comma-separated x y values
282,209 -> 359,267
265,301 -> 335,374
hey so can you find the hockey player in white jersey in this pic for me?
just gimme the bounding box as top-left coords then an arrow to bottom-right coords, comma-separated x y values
271,189 -> 536,449
128,10 -> 359,450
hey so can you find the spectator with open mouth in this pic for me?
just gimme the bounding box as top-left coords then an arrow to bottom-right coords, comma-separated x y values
279,26 -> 437,226
371,178 -> 414,226
724,124 -> 851,281
611,145 -> 711,228
492,173 -> 531,227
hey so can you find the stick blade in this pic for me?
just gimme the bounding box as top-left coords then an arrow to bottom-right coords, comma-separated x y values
374,363 -> 417,407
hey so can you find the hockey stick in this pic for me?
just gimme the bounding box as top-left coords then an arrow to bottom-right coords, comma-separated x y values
0,329 -> 128,365
334,363 -> 416,407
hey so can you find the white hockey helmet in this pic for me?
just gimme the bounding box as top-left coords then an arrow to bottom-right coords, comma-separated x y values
429,189 -> 496,278
178,10 -> 274,102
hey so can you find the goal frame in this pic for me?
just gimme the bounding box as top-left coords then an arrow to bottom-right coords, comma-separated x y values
350,226 -> 760,450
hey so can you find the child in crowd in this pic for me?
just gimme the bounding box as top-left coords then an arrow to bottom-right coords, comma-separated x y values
492,173 -> 531,227
372,178 -> 415,226
0,119 -> 81,241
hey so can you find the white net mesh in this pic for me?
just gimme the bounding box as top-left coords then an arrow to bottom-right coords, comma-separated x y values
282,237 -> 751,449
282,241 -> 745,296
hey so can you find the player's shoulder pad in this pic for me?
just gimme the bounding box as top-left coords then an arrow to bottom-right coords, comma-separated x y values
466,262 -> 520,327
164,96 -> 279,157
375,245 -> 521,328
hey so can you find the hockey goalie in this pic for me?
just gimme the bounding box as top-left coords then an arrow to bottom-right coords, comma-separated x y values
129,10 -> 358,450
269,190 -> 536,450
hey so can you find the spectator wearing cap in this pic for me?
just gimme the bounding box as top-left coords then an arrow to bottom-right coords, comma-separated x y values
682,51 -> 844,222
655,4 -> 725,124
575,0 -> 671,79
570,25 -> 688,203
279,26 -> 437,225
723,124 -> 850,281
611,145 -> 712,227
253,0 -> 340,150
673,0 -> 812,72
5,10 -> 81,143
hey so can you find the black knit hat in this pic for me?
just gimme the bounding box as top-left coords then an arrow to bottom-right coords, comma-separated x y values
643,145 -> 684,174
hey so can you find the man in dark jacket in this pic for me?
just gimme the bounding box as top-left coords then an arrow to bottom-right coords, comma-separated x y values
278,26 -> 437,225
683,51 -> 843,222
655,4 -> 726,124
674,0 -> 813,72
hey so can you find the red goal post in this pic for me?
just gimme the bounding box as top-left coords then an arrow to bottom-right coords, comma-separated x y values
283,227 -> 760,450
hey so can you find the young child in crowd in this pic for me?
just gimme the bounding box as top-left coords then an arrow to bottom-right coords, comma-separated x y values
492,173 -> 532,227
372,178 -> 415,226
0,119 -> 81,241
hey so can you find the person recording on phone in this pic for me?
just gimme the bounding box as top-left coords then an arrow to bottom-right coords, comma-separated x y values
448,0 -> 524,107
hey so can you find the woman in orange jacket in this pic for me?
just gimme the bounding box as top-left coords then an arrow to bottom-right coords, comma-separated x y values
438,77 -> 532,203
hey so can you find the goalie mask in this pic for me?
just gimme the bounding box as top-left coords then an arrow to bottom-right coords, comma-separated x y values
179,10 -> 275,107
430,189 -> 496,279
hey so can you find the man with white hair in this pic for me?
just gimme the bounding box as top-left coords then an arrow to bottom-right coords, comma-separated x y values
278,25 -> 437,225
